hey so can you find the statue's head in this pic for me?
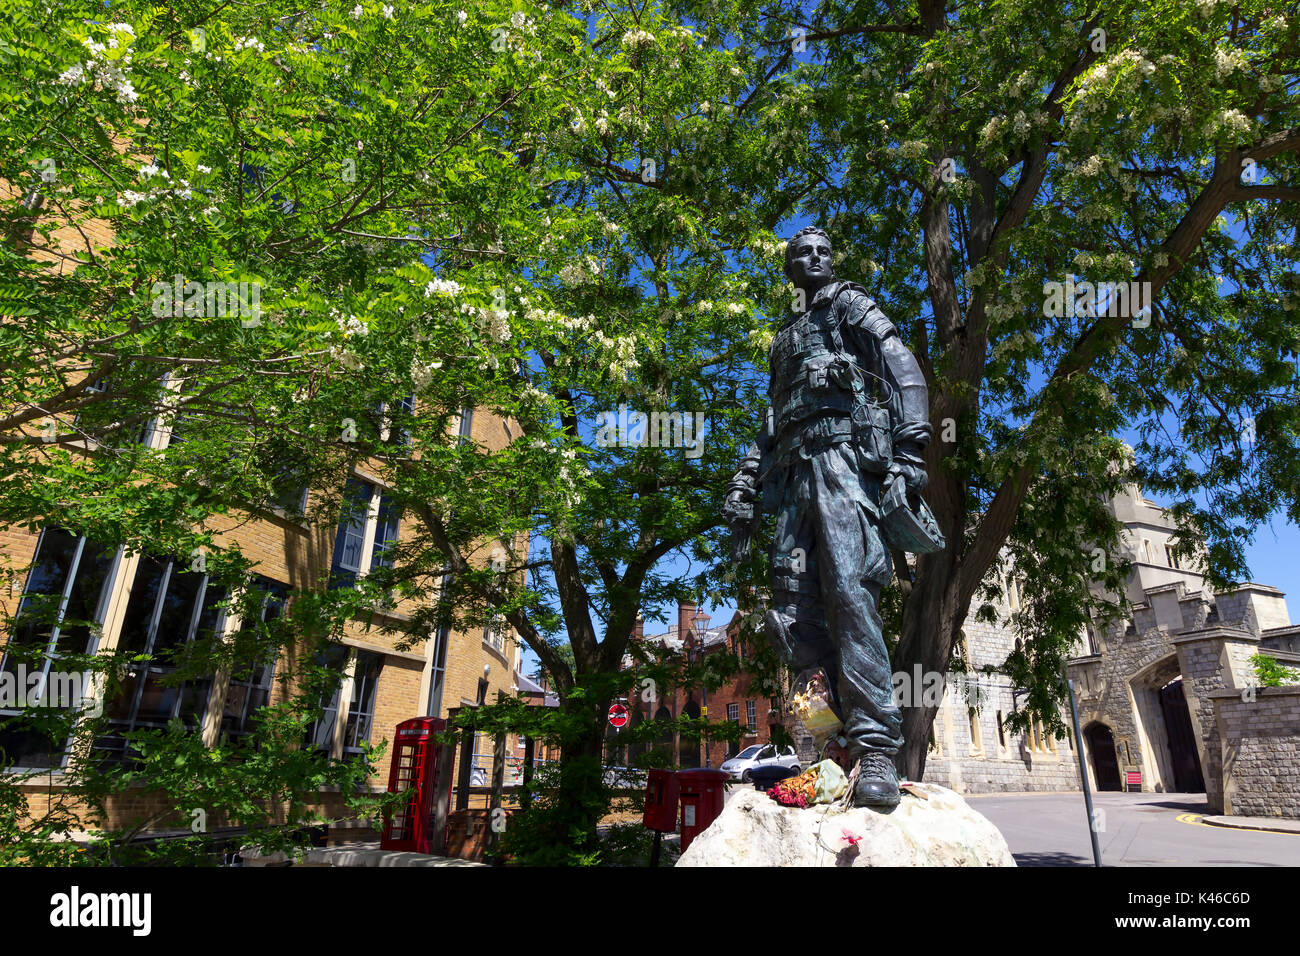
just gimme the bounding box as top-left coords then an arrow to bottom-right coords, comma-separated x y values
784,226 -> 834,294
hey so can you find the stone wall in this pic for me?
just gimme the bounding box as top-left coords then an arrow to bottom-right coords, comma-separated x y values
923,618 -> 1080,793
1210,686 -> 1300,818
1171,630 -> 1259,812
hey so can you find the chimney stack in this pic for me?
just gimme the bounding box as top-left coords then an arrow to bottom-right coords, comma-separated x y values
632,614 -> 644,641
677,600 -> 697,642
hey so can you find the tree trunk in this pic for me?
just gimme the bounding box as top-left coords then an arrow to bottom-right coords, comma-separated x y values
548,697 -> 610,857
894,554 -> 968,782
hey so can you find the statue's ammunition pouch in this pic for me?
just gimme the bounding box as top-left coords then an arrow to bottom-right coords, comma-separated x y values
851,400 -> 892,475
806,357 -> 833,391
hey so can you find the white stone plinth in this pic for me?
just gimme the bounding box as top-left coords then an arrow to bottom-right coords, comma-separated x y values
676,783 -> 1016,867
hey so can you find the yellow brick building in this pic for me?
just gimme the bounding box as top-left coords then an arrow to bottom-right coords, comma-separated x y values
0,179 -> 527,836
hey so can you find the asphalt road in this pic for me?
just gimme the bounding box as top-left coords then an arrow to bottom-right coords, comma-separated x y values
963,791 -> 1300,867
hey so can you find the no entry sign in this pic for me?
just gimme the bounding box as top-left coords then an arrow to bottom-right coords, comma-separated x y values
608,703 -> 629,728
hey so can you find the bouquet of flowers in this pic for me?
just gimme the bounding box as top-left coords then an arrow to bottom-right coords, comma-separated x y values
789,668 -> 842,744
767,765 -> 820,808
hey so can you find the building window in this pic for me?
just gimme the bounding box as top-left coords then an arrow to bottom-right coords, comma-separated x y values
73,369 -> 156,447
745,700 -> 756,733
162,374 -> 198,448
330,479 -> 403,593
370,492 -> 400,571
425,574 -> 453,718
1025,717 -> 1053,754
1165,544 -> 1179,569
457,407 -> 475,443
1005,575 -> 1020,612
1040,717 -> 1056,753
220,580 -> 286,742
393,394 -> 415,448
727,703 -> 739,723
343,651 -> 383,755
471,730 -> 490,784
305,643 -> 350,754
329,477 -> 373,589
484,613 -> 506,654
0,529 -> 117,769
260,438 -> 311,517
969,711 -> 983,755
996,711 -> 1006,749
167,376 -> 309,516
270,477 -> 310,517
99,553 -> 228,762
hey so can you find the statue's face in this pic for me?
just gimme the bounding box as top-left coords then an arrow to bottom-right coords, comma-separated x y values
785,234 -> 833,291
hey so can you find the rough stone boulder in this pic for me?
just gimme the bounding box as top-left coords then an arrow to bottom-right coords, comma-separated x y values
676,783 -> 1015,867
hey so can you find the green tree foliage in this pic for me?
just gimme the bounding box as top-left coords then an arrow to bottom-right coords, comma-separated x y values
0,0 -> 568,862
1249,652 -> 1300,687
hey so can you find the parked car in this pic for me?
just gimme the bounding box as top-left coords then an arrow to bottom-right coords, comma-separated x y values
719,743 -> 800,782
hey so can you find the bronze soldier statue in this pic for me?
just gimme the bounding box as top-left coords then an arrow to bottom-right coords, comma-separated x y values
725,226 -> 944,808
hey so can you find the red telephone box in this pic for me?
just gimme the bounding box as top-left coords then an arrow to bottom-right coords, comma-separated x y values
380,717 -> 448,854
677,768 -> 728,853
642,768 -> 680,832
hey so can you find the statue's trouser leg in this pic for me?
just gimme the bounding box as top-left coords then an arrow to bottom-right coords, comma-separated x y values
770,462 -> 834,671
809,445 -> 902,761
770,445 -> 902,759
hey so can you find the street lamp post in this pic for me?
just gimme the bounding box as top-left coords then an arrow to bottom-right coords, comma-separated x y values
1015,677 -> 1103,868
1064,669 -> 1103,868
693,617 -> 709,768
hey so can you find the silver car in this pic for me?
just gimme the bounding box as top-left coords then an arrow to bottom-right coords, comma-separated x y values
719,743 -> 800,782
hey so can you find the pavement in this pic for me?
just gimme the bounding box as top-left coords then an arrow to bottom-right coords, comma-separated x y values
239,840 -> 483,867
963,790 -> 1300,866
1200,814 -> 1300,835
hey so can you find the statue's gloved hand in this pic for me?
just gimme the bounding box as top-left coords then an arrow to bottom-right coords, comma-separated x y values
724,488 -> 757,564
886,456 -> 928,495
723,488 -> 753,523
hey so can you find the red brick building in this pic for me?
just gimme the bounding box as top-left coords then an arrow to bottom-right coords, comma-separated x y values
619,601 -> 795,769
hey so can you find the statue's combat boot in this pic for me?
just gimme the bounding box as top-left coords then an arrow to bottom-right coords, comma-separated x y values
854,751 -> 901,808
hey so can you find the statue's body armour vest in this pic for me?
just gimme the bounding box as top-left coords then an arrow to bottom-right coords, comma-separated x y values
769,303 -> 854,436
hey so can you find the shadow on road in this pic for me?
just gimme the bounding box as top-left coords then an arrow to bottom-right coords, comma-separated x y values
1012,851 -> 1092,867
1139,799 -> 1210,812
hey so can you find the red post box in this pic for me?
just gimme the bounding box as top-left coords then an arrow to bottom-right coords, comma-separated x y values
677,768 -> 729,853
642,768 -> 680,832
380,717 -> 448,854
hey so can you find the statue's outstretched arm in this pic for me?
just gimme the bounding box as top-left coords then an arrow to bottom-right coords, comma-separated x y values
724,409 -> 772,562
